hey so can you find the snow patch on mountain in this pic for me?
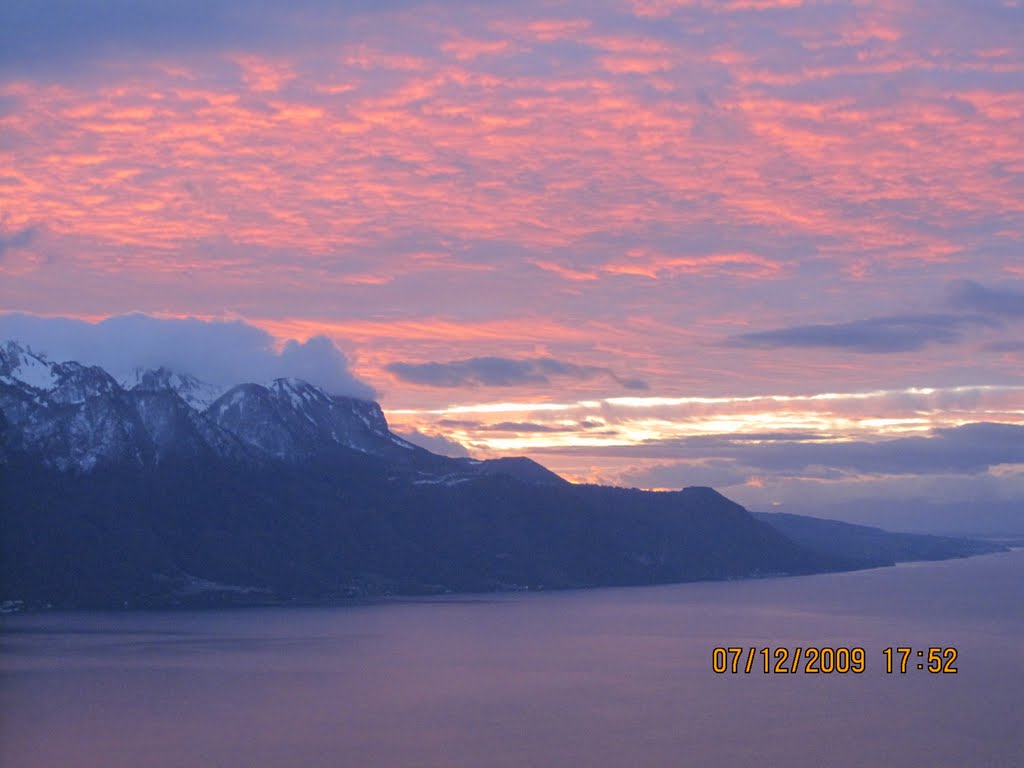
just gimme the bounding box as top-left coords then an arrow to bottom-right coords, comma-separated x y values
48,362 -> 121,405
124,366 -> 226,410
0,341 -> 58,391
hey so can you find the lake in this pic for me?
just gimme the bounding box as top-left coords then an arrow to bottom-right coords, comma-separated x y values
2,550 -> 1022,767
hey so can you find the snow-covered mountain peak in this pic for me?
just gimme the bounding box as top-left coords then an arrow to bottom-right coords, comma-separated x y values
331,396 -> 390,437
268,377 -> 333,409
126,366 -> 226,410
207,382 -> 269,418
48,361 -> 121,405
204,378 -> 396,457
0,341 -> 58,391
0,341 -> 443,472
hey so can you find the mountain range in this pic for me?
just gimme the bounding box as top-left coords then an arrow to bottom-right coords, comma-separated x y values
0,341 -> 1004,610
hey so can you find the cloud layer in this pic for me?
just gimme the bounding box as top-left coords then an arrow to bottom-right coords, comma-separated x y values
617,422 -> 1024,477
0,312 -> 375,398
387,355 -> 647,389
948,280 -> 1024,318
730,314 -> 997,353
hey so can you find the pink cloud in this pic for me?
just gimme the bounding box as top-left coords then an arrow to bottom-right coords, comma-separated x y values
1,0 -> 1022,499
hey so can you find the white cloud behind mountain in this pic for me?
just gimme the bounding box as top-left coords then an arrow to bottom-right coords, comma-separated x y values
0,312 -> 375,399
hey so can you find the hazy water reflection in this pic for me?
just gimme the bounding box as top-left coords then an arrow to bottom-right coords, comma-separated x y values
2,551 -> 1022,767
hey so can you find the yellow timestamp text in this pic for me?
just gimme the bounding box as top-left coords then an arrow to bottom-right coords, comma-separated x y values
711,646 -> 959,674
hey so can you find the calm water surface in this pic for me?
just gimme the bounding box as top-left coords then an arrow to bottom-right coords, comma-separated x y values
2,550 -> 1022,767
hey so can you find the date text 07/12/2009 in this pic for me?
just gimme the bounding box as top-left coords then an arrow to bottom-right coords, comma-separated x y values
711,647 -> 958,674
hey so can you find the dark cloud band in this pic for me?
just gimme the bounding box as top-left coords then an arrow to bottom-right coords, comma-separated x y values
532,422 -> 1024,477
387,355 -> 648,389
948,279 -> 1024,318
729,313 -> 996,353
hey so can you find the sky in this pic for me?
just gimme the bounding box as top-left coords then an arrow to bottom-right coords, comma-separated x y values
2,0 -> 1023,532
